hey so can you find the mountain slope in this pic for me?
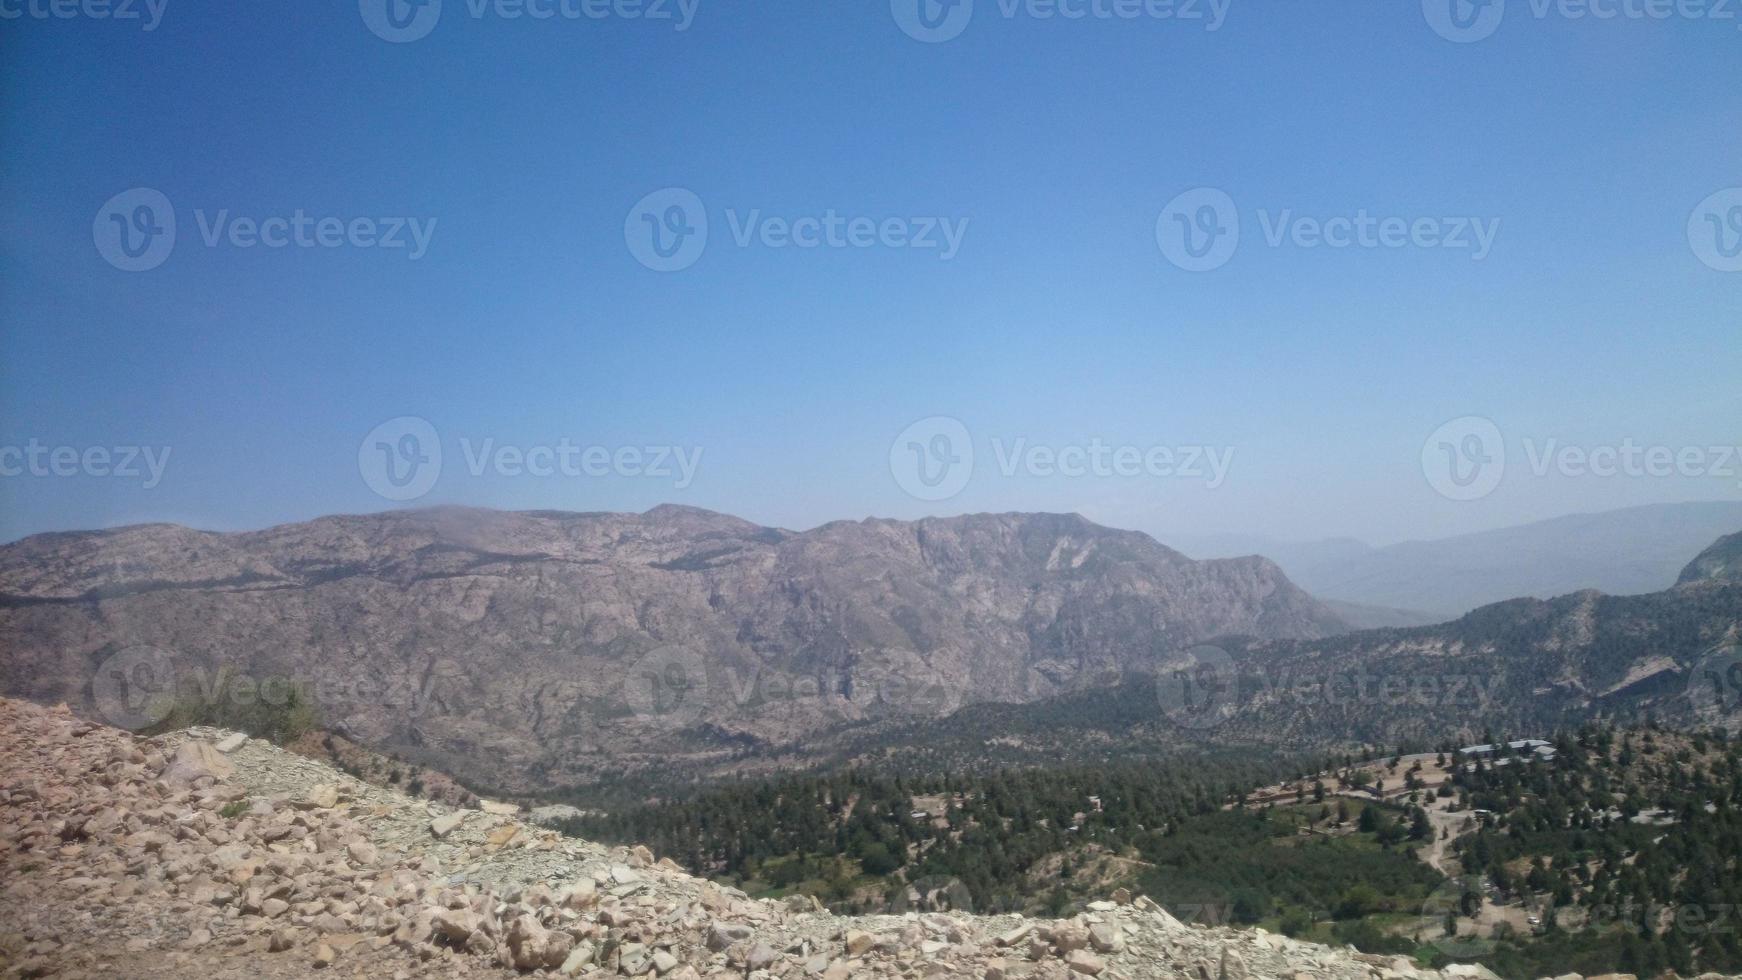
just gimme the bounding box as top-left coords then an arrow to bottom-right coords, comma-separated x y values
1212,581 -> 1742,747
0,506 -> 1344,793
1680,530 -> 1742,584
1166,501 -> 1742,616
814,573 -> 1742,777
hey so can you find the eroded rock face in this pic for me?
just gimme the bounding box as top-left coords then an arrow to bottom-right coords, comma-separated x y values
3,696 -> 1672,980
0,507 -> 1344,790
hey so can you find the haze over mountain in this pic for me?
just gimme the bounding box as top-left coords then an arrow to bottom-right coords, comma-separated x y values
1164,501 -> 1742,618
0,506 -> 1343,793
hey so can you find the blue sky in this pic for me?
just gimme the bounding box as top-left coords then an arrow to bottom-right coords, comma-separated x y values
1,0 -> 1738,546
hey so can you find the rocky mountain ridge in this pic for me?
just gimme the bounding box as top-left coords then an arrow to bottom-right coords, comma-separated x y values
0,507 -> 1344,793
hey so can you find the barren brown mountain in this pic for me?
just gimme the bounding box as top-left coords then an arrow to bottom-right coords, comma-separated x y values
0,507 -> 1344,793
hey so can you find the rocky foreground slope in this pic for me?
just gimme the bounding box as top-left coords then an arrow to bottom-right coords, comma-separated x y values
0,695 -> 1626,980
0,507 -> 1344,792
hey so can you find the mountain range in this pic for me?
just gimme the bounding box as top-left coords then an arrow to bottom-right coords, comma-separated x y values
0,506 -> 1341,794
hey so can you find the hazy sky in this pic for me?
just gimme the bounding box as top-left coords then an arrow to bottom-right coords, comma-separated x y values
2,0 -> 1738,546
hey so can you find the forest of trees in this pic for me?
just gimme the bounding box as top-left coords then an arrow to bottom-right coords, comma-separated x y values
1446,729 -> 1742,978
558,725 -> 1742,979
560,762 -> 1276,914
559,751 -> 1450,923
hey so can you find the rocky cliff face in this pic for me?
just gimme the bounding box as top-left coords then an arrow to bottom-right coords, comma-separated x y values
0,507 -> 1344,792
1679,531 -> 1742,585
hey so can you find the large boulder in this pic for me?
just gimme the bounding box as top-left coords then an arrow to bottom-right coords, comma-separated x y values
433,908 -> 486,945
160,740 -> 234,785
505,914 -> 570,971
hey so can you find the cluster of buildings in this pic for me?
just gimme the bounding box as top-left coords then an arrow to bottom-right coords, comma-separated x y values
1457,738 -> 1556,770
